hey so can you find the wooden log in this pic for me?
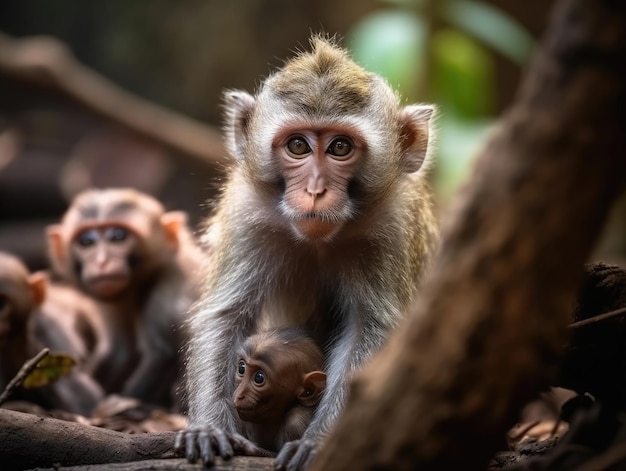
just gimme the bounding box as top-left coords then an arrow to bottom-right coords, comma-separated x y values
0,408 -> 176,470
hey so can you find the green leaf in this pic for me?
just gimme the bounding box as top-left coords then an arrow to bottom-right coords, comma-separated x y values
432,28 -> 494,118
442,0 -> 534,65
434,112 -> 494,201
22,353 -> 76,389
347,10 -> 427,101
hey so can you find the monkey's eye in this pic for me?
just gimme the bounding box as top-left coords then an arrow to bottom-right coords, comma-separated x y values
237,361 -> 246,375
327,138 -> 352,158
286,137 -> 311,157
106,226 -> 129,243
76,229 -> 99,247
253,370 -> 266,385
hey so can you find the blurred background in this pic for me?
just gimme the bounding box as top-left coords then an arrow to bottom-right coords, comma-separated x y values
1,0 -> 624,270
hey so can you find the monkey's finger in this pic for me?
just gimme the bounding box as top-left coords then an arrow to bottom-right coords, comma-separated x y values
231,433 -> 275,457
184,432 -> 199,463
287,440 -> 318,471
198,430 -> 215,466
274,440 -> 299,470
213,428 -> 234,460
174,431 -> 184,453
277,439 -> 318,471
287,443 -> 317,471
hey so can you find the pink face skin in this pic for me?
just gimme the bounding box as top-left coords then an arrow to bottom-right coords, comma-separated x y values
70,224 -> 138,299
273,124 -> 365,241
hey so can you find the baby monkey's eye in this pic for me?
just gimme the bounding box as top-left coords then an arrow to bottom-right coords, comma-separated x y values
253,370 -> 266,385
286,137 -> 311,157
237,361 -> 246,375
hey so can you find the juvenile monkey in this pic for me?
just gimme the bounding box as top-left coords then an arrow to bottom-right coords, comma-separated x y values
0,251 -> 104,415
177,35 -> 438,470
0,252 -> 46,390
47,188 -> 205,409
234,327 -> 326,452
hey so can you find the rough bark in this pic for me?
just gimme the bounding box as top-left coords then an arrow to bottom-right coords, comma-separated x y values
0,32 -> 227,167
0,408 -> 177,470
310,0 -> 626,470
33,457 -> 276,471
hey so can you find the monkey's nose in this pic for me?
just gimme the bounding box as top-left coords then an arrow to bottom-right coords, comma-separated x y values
306,173 -> 327,199
306,186 -> 327,200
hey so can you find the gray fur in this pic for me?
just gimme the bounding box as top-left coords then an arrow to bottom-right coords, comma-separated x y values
178,36 -> 439,470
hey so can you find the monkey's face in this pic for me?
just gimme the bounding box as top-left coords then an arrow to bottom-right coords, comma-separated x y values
233,357 -> 295,423
273,126 -> 364,242
70,224 -> 139,299
224,39 -> 433,243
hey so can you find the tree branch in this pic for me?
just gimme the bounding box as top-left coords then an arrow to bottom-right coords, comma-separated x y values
0,348 -> 49,406
0,32 -> 228,167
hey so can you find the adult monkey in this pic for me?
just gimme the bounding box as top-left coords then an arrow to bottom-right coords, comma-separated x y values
177,35 -> 439,470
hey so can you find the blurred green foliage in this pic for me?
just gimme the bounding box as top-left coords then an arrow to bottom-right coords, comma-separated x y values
347,0 -> 535,202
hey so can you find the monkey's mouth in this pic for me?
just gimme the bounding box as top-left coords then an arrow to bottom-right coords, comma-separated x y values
87,275 -> 129,298
295,216 -> 339,241
279,200 -> 354,241
236,407 -> 262,422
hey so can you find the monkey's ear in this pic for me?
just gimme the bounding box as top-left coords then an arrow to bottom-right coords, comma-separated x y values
28,271 -> 48,306
160,211 -> 188,251
298,371 -> 327,407
398,104 -> 435,173
223,90 -> 256,160
46,224 -> 66,267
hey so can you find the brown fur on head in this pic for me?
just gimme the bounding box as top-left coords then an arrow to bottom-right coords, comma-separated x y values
242,326 -> 324,373
272,35 -> 372,117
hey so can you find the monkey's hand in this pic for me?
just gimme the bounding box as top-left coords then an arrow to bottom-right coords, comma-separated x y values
174,426 -> 274,466
274,436 -> 322,471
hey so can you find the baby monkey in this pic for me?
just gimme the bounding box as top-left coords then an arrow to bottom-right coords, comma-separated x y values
233,327 -> 326,452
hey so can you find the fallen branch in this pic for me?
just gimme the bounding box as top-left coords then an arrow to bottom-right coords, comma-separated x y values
0,32 -> 227,167
569,306 -> 626,329
0,347 -> 49,406
0,408 -> 176,471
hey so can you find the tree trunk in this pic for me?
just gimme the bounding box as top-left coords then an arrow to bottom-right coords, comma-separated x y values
310,0 -> 626,470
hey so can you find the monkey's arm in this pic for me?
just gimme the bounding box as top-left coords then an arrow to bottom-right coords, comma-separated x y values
120,334 -> 177,404
121,288 -> 180,403
174,267 -> 273,465
30,313 -> 105,415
